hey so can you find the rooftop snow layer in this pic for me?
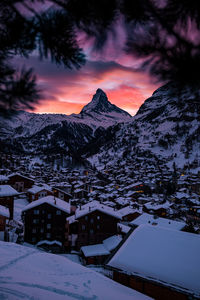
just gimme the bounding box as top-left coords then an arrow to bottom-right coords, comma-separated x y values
107,225 -> 200,296
0,185 -> 19,197
22,195 -> 71,214
130,213 -> 185,230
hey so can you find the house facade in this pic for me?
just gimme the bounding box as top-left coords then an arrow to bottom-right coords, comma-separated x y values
22,196 -> 71,246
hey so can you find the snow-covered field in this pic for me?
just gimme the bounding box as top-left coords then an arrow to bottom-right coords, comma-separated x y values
0,242 -> 152,300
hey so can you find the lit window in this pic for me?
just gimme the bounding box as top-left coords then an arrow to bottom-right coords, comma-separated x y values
97,216 -> 100,220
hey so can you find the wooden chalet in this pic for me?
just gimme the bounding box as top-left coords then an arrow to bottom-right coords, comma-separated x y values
65,201 -> 122,250
0,185 -> 19,219
8,173 -> 34,192
0,204 -> 9,241
22,195 -> 71,247
106,225 -> 200,300
27,185 -> 52,202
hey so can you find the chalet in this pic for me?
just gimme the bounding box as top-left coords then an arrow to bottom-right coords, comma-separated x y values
22,195 -> 71,247
0,185 -> 19,219
53,186 -> 72,202
117,206 -> 141,222
0,205 -> 9,241
8,173 -> 34,192
65,201 -> 122,250
27,185 -> 52,202
143,201 -> 173,217
129,213 -> 186,231
106,225 -> 200,300
81,235 -> 122,265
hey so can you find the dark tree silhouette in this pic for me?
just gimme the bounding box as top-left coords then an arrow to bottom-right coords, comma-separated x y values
0,0 -> 85,117
59,0 -> 200,86
1,0 -> 200,117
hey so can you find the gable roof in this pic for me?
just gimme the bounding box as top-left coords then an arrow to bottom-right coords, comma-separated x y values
129,213 -> 185,231
0,185 -> 19,197
22,195 -> 71,214
67,200 -> 121,224
107,225 -> 200,297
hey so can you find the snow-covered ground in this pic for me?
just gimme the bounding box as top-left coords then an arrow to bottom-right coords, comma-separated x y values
0,241 -> 152,300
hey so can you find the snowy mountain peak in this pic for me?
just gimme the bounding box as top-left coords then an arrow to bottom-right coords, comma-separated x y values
81,89 -> 131,117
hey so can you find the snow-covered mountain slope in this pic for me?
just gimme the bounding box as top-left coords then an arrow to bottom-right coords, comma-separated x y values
0,89 -> 132,139
0,241 -> 151,300
89,83 -> 200,170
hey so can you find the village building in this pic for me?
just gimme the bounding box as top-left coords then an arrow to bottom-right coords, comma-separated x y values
106,225 -> 200,300
81,235 -> 122,265
8,173 -> 34,192
0,185 -> 19,219
65,201 -> 122,250
27,185 -> 52,202
129,213 -> 186,231
22,195 -> 71,247
0,204 -> 10,241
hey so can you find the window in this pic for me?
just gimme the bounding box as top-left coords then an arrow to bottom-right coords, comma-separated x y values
47,224 -> 51,229
33,209 -> 39,215
82,225 -> 86,230
47,214 -> 52,219
33,219 -> 39,224
90,218 -> 94,224
46,233 -> 51,238
56,210 -> 61,215
32,237 -> 36,242
32,228 -> 36,233
97,216 -> 100,220
40,228 -> 44,233
90,229 -> 94,234
97,225 -> 100,230
85,216 -> 88,221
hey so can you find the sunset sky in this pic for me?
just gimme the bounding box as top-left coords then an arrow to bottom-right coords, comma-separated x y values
15,31 -> 159,116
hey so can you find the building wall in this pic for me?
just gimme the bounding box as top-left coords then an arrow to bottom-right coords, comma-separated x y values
9,175 -> 34,192
113,271 -> 189,300
0,196 -> 14,219
23,203 -> 69,245
67,210 -> 119,249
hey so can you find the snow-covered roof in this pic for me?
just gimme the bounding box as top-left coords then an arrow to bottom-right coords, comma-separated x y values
81,244 -> 110,257
0,175 -> 8,181
67,200 -> 121,223
130,213 -> 185,230
27,185 -> 52,194
0,205 -> 9,218
8,173 -> 34,181
0,242 -> 152,300
103,235 -> 122,252
117,206 -> 137,217
0,185 -> 19,197
107,225 -> 200,297
144,201 -> 172,211
118,222 -> 131,234
22,195 -> 71,214
37,240 -> 62,247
